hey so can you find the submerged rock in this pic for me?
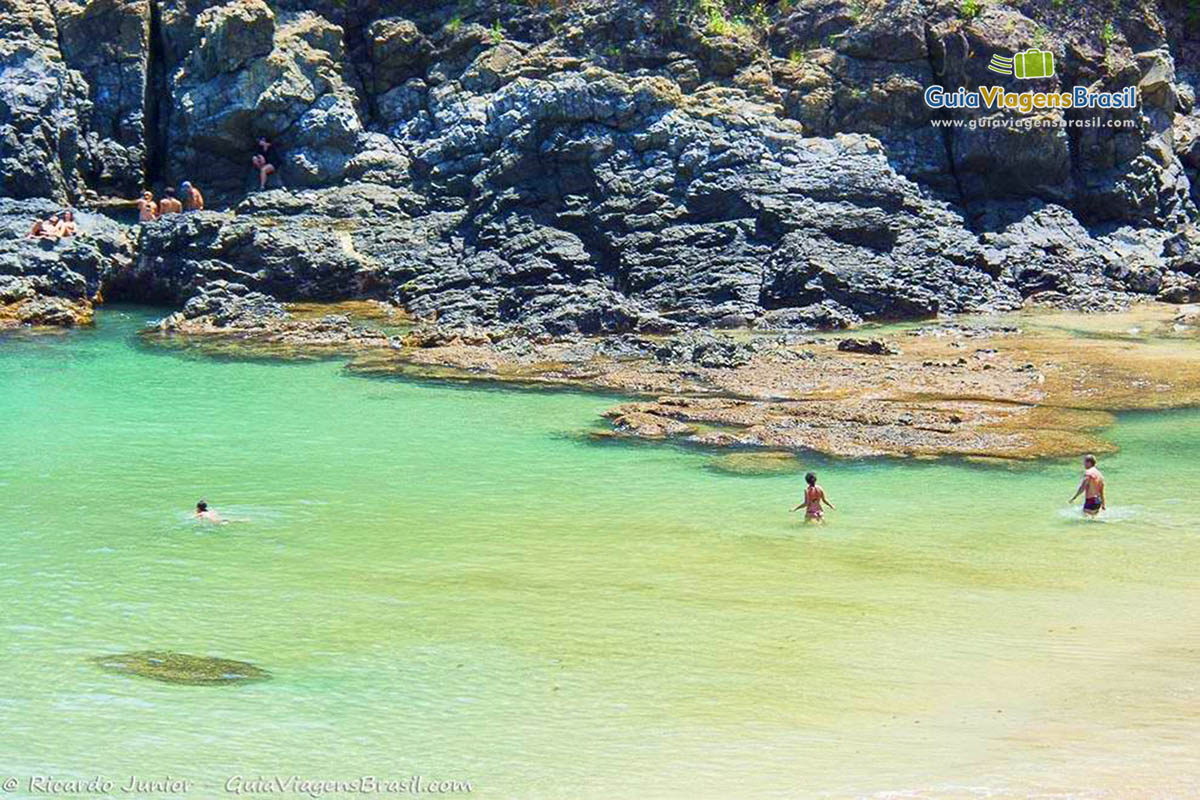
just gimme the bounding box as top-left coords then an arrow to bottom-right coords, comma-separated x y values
93,651 -> 270,686
707,451 -> 800,476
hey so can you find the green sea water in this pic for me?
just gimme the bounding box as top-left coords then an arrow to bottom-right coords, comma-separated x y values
2,307 -> 1198,799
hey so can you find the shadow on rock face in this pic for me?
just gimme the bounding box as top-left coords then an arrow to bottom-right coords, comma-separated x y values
92,651 -> 271,686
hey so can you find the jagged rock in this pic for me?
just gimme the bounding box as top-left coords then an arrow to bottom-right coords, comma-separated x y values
654,330 -> 755,369
366,16 -> 431,94
0,0 -> 91,200
93,651 -> 270,686
1164,226 -> 1200,274
190,0 -> 276,78
167,6 -> 362,196
1158,273 -> 1200,303
756,301 -> 861,331
56,0 -> 152,197
172,280 -> 287,328
837,338 -> 898,355
0,198 -> 133,326
1,0 -> 1199,332
605,409 -> 698,439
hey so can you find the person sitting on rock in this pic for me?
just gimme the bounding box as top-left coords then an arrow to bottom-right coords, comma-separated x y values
28,215 -> 58,238
159,188 -> 183,215
181,181 -> 204,211
252,137 -> 276,190
56,210 -> 77,237
137,191 -> 158,222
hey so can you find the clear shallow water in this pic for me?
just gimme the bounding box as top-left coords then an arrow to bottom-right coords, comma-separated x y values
2,307 -> 1199,799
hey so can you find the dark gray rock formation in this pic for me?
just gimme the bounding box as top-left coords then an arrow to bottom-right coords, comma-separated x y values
1,0 -> 1198,332
0,198 -> 133,325
837,337 -> 900,355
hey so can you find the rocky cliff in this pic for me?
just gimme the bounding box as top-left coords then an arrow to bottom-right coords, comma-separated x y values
3,0 -> 1200,332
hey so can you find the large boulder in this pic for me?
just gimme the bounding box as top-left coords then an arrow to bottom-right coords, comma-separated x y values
167,5 -> 363,198
0,197 -> 133,326
0,0 -> 91,200
55,0 -> 152,197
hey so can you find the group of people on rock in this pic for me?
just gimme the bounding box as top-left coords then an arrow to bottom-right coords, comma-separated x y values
137,182 -> 204,222
27,210 -> 78,239
793,455 -> 1108,524
136,136 -> 279,222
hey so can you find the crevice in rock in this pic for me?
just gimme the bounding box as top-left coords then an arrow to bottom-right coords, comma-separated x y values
341,12 -> 379,132
923,23 -> 969,222
145,0 -> 167,190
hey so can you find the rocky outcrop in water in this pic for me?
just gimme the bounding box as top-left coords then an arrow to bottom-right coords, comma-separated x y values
0,198 -> 133,326
1,0 -> 1199,331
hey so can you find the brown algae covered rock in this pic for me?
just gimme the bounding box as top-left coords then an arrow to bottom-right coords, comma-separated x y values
93,651 -> 271,686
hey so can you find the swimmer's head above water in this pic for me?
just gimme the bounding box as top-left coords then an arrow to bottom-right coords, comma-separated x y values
196,499 -> 208,513
1083,454 -> 1097,468
805,472 -> 817,486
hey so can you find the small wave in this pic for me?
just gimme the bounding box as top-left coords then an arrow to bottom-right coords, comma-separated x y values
1054,504 -> 1143,524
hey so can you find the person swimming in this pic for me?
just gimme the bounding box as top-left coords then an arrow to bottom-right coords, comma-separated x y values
792,472 -> 835,523
195,499 -> 224,524
1069,454 -> 1106,517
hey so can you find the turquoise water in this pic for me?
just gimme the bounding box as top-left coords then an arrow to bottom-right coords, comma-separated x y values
1,308 -> 1199,799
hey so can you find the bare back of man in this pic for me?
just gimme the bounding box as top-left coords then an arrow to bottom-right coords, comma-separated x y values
159,192 -> 183,215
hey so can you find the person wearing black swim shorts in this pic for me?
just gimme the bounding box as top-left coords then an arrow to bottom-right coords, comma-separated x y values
1069,454 -> 1106,517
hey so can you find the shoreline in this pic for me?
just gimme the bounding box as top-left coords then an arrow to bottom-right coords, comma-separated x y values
126,292 -> 1200,462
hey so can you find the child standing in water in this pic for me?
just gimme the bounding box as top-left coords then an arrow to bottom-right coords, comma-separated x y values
792,472 -> 835,523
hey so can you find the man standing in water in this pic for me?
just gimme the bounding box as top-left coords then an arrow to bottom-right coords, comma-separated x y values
1069,454 -> 1106,517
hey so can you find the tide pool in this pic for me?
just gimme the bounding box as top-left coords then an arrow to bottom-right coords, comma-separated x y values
1,307 -> 1198,799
